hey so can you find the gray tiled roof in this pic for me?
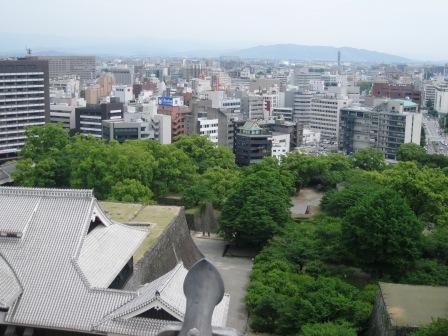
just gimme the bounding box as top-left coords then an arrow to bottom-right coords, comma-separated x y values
0,187 -> 229,335
78,213 -> 148,288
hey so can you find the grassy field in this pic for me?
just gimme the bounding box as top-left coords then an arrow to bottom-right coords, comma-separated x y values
99,202 -> 180,262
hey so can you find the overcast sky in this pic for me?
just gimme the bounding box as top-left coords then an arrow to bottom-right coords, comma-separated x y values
1,0 -> 446,60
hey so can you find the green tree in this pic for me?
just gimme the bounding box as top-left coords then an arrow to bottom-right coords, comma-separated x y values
182,167 -> 241,209
382,162 -> 448,224
220,168 -> 291,247
174,135 -> 236,173
401,259 -> 448,286
410,319 -> 448,336
351,148 -> 386,171
342,188 -> 423,277
300,321 -> 357,336
397,143 -> 427,162
144,141 -> 197,196
20,123 -> 69,161
109,179 -> 154,204
14,124 -> 70,186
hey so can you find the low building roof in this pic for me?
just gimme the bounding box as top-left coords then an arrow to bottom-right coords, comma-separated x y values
380,282 -> 448,328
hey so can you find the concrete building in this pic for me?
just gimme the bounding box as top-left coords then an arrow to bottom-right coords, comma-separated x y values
112,85 -> 134,104
50,103 -> 76,131
241,93 -> 264,120
50,76 -> 80,98
423,81 -> 437,107
36,56 -> 95,83
309,94 -> 352,141
302,128 -> 321,145
294,67 -> 325,90
273,107 -> 293,122
157,96 -> 189,140
270,132 -> 290,159
234,120 -> 272,165
108,68 -> 133,86
339,99 -> 422,159
434,82 -> 448,113
0,59 -> 50,161
259,119 -> 303,150
75,99 -> 124,137
293,91 -> 317,125
197,117 -> 219,143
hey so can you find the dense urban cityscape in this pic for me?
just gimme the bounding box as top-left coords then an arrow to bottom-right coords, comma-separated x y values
1,1 -> 448,336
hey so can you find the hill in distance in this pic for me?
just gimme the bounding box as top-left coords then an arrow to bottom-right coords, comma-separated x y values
228,44 -> 410,63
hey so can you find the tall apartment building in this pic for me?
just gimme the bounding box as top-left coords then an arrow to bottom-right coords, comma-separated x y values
0,59 -> 50,161
36,56 -> 95,84
339,99 -> 422,159
75,99 -> 123,137
309,94 -> 351,141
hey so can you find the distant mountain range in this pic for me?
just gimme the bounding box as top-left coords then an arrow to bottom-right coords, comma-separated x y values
0,32 -> 410,63
228,44 -> 410,63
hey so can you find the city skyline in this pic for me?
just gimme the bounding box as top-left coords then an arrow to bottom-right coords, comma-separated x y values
1,0 -> 447,61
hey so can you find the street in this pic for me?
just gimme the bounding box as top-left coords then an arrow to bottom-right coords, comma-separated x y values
422,114 -> 448,155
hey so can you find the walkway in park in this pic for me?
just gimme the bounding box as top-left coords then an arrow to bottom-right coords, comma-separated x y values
193,236 -> 253,335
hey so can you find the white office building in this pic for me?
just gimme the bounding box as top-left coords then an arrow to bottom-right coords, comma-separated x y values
309,94 -> 352,141
197,117 -> 219,143
112,85 -> 133,104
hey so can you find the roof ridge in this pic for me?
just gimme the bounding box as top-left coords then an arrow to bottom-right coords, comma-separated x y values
0,187 -> 93,198
157,262 -> 184,295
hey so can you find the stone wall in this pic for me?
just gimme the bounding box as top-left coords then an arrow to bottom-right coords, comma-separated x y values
124,208 -> 203,290
368,291 -> 391,336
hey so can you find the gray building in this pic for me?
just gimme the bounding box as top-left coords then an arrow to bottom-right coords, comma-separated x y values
0,186 -> 229,335
36,56 -> 95,83
0,59 -> 50,161
108,68 -> 133,86
75,99 -> 123,137
339,99 -> 422,159
187,99 -> 237,149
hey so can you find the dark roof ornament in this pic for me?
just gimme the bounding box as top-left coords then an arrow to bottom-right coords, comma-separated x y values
158,259 -> 238,336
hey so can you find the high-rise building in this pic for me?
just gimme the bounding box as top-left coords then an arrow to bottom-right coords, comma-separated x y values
36,56 -> 95,84
0,59 -> 50,161
339,99 -> 422,159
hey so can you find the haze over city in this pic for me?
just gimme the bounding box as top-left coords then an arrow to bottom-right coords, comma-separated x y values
1,0 -> 448,60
